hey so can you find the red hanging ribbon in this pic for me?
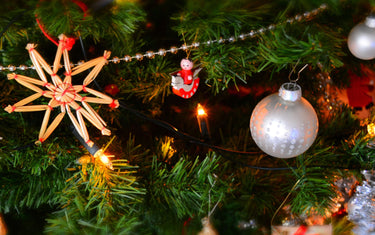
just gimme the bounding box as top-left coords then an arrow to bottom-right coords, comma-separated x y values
71,0 -> 88,17
35,0 -> 88,48
35,16 -> 59,47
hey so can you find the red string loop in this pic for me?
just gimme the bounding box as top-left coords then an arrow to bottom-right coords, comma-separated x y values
71,0 -> 88,17
61,37 -> 76,51
109,99 -> 119,109
35,0 -> 87,47
35,16 -> 59,47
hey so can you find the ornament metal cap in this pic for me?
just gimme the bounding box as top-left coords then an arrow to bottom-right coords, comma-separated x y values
365,15 -> 375,28
361,170 -> 375,185
279,82 -> 302,102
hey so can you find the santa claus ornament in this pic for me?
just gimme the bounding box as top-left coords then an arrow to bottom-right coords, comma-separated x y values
170,58 -> 202,99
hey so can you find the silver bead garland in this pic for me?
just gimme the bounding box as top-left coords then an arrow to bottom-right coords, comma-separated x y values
0,4 -> 327,71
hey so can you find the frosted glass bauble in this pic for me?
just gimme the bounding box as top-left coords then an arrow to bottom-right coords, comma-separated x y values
347,170 -> 375,235
348,16 -> 375,60
250,83 -> 319,158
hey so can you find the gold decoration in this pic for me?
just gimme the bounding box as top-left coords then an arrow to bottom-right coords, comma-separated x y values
0,214 -> 6,235
368,123 -> 375,137
4,34 -> 119,146
198,217 -> 218,235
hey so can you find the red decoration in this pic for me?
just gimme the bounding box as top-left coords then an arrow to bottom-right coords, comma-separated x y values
61,37 -> 76,51
294,225 -> 308,235
104,84 -> 120,96
109,100 -> 120,109
171,77 -> 200,99
71,0 -> 88,17
346,70 -> 372,108
170,60 -> 202,99
331,206 -> 347,218
178,59 -> 194,85
145,22 -> 154,30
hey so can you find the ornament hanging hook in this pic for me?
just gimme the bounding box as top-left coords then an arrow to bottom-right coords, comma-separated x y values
208,174 -> 222,218
288,62 -> 308,84
181,31 -> 191,59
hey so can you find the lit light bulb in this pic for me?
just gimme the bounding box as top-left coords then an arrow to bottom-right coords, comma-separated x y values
368,123 -> 375,137
71,125 -> 115,170
197,103 -> 207,116
196,103 -> 210,140
367,123 -> 375,149
94,149 -> 114,170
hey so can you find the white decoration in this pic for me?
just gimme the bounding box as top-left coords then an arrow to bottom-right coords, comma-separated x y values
348,16 -> 375,60
250,83 -> 319,158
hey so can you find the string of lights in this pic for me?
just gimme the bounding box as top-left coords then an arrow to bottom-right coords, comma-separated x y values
0,4 -> 327,72
119,102 -> 363,171
12,99 -> 360,171
8,3 -> 356,171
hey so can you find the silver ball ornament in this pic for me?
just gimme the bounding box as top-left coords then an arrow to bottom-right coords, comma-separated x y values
250,83 -> 319,158
348,16 -> 375,60
347,170 -> 375,235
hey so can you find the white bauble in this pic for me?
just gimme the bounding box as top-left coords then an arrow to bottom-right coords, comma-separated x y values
348,16 -> 375,60
250,83 -> 319,158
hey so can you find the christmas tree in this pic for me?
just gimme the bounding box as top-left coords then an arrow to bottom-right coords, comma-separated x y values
0,0 -> 374,234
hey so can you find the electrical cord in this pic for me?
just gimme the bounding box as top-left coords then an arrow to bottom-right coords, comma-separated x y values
0,11 -> 26,40
119,101 -> 260,155
11,100 -> 360,171
119,102 -> 298,171
119,102 -> 363,171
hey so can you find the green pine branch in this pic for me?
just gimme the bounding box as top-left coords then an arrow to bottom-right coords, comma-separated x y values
117,57 -> 175,103
0,141 -> 80,213
141,152 -> 230,233
0,10 -> 29,51
0,0 -> 374,233
257,24 -> 344,73
45,157 -> 145,234
35,0 -> 145,42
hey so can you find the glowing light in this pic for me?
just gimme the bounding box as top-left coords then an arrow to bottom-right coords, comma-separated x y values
368,123 -> 375,137
197,103 -> 207,116
94,149 -> 114,170
196,103 -> 210,140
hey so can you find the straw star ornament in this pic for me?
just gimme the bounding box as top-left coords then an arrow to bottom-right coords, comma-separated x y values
4,34 -> 119,146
